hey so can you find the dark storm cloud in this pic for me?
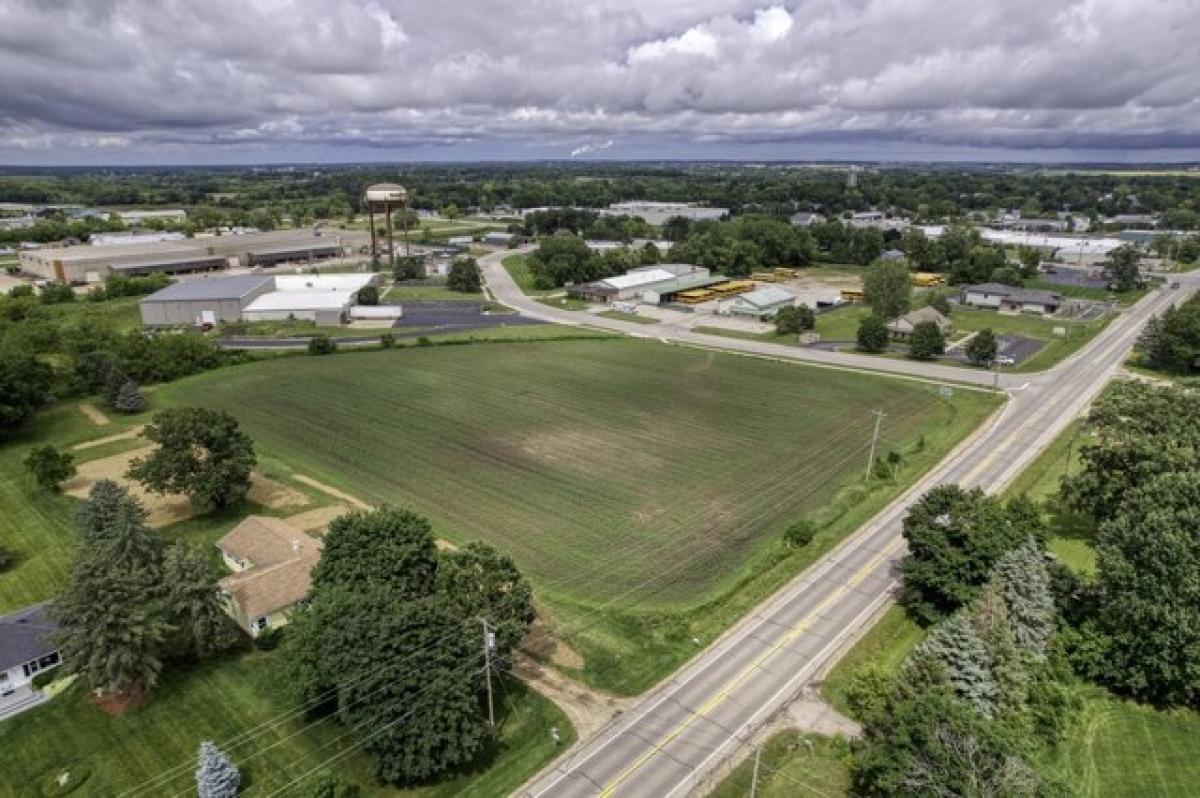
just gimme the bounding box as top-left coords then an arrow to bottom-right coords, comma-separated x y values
0,0 -> 1198,161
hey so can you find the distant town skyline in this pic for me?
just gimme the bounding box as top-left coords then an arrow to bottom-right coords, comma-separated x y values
2,0 -> 1198,165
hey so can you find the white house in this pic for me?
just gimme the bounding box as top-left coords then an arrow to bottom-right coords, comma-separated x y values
0,604 -> 61,717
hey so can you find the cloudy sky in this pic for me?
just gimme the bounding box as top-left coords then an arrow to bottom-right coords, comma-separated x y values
1,0 -> 1199,164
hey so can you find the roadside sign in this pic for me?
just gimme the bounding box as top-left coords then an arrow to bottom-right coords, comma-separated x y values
939,385 -> 954,398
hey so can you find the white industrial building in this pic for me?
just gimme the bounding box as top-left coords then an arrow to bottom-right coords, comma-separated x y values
90,231 -> 187,247
117,209 -> 187,224
568,264 -> 711,303
601,201 -> 728,225
242,291 -> 354,325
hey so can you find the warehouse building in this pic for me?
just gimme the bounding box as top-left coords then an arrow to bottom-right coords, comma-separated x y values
960,284 -> 1064,315
719,286 -> 797,317
117,209 -> 187,224
243,242 -> 343,268
568,264 -> 710,304
20,241 -> 228,283
139,275 -> 275,326
140,273 -> 375,327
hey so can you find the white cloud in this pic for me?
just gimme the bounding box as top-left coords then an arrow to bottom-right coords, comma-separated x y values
0,0 -> 1197,160
570,139 -> 615,157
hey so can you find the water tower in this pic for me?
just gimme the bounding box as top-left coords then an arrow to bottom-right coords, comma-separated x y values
364,182 -> 410,269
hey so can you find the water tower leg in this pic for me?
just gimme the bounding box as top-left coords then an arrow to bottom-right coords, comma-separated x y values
368,204 -> 377,267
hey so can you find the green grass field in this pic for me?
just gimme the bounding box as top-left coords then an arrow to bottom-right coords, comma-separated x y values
152,340 -> 995,692
386,284 -> 482,302
709,732 -> 852,798
501,254 -> 555,296
0,655 -> 570,798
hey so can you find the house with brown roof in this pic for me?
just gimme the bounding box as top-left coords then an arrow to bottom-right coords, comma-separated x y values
887,306 -> 953,340
216,516 -> 321,637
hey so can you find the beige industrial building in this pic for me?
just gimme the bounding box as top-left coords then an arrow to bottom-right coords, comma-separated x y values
19,229 -> 366,284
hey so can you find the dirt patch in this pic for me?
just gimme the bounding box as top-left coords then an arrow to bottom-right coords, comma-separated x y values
517,428 -> 662,472
523,619 -> 585,670
293,475 -> 372,510
435,538 -> 459,551
71,425 -> 146,452
247,476 -> 310,509
63,446 -> 195,528
89,684 -> 147,716
286,504 -> 352,533
78,402 -> 110,427
512,654 -> 632,740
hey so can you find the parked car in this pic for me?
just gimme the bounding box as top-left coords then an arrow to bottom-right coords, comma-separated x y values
995,355 -> 1015,366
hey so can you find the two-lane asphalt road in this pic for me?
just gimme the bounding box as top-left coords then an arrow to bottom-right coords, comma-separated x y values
488,248 -> 1200,797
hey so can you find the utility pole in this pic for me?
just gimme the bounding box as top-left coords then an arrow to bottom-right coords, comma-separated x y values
865,409 -> 885,483
993,355 -> 1001,392
480,618 -> 496,727
750,745 -> 762,798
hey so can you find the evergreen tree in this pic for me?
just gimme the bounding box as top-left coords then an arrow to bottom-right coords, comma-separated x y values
53,483 -> 168,695
994,539 -> 1056,659
196,741 -> 241,798
970,582 -> 1028,715
162,543 -> 239,660
113,379 -> 149,413
103,362 -> 128,406
917,612 -> 997,716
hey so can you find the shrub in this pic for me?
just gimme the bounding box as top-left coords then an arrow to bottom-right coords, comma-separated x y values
416,336 -> 432,346
909,320 -> 946,360
308,772 -> 360,798
784,519 -> 816,548
307,335 -> 337,355
38,282 -> 76,304
24,445 -> 75,491
857,315 -> 889,353
775,304 -> 815,335
380,332 -> 396,348
0,545 -> 11,572
356,285 -> 379,306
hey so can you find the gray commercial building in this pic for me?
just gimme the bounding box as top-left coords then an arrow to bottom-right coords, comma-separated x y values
139,275 -> 275,326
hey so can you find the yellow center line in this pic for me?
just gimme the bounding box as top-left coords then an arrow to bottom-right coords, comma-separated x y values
596,536 -> 905,797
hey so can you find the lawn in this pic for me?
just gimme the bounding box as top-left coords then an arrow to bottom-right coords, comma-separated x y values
1001,419 -> 1097,574
217,319 -> 398,339
152,340 -> 996,692
0,402 -> 150,613
0,652 -> 571,798
821,605 -> 925,717
501,254 -> 555,296
596,309 -> 656,324
385,283 -> 482,302
1050,686 -> 1200,798
709,732 -> 852,798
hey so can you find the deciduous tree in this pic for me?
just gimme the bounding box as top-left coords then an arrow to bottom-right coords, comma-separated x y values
128,408 -> 256,512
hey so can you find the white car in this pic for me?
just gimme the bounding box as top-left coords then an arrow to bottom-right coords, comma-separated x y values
995,355 -> 1015,366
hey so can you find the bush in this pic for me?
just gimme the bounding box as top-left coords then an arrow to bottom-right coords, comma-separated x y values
24,445 -> 75,491
927,294 -> 952,316
9,284 -> 33,298
38,282 -> 76,304
909,320 -> 946,360
380,332 -> 396,348
966,328 -> 998,366
857,315 -> 889,353
0,545 -> 11,572
307,772 -> 360,798
784,519 -> 816,548
307,335 -> 337,355
253,627 -> 284,651
447,257 -> 482,293
775,304 -> 815,335
356,285 -> 379,306
416,336 -> 432,346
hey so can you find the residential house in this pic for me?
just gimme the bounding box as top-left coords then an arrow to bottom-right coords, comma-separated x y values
0,604 -> 61,717
887,306 -> 953,339
216,516 -> 322,637
960,283 -> 1063,315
